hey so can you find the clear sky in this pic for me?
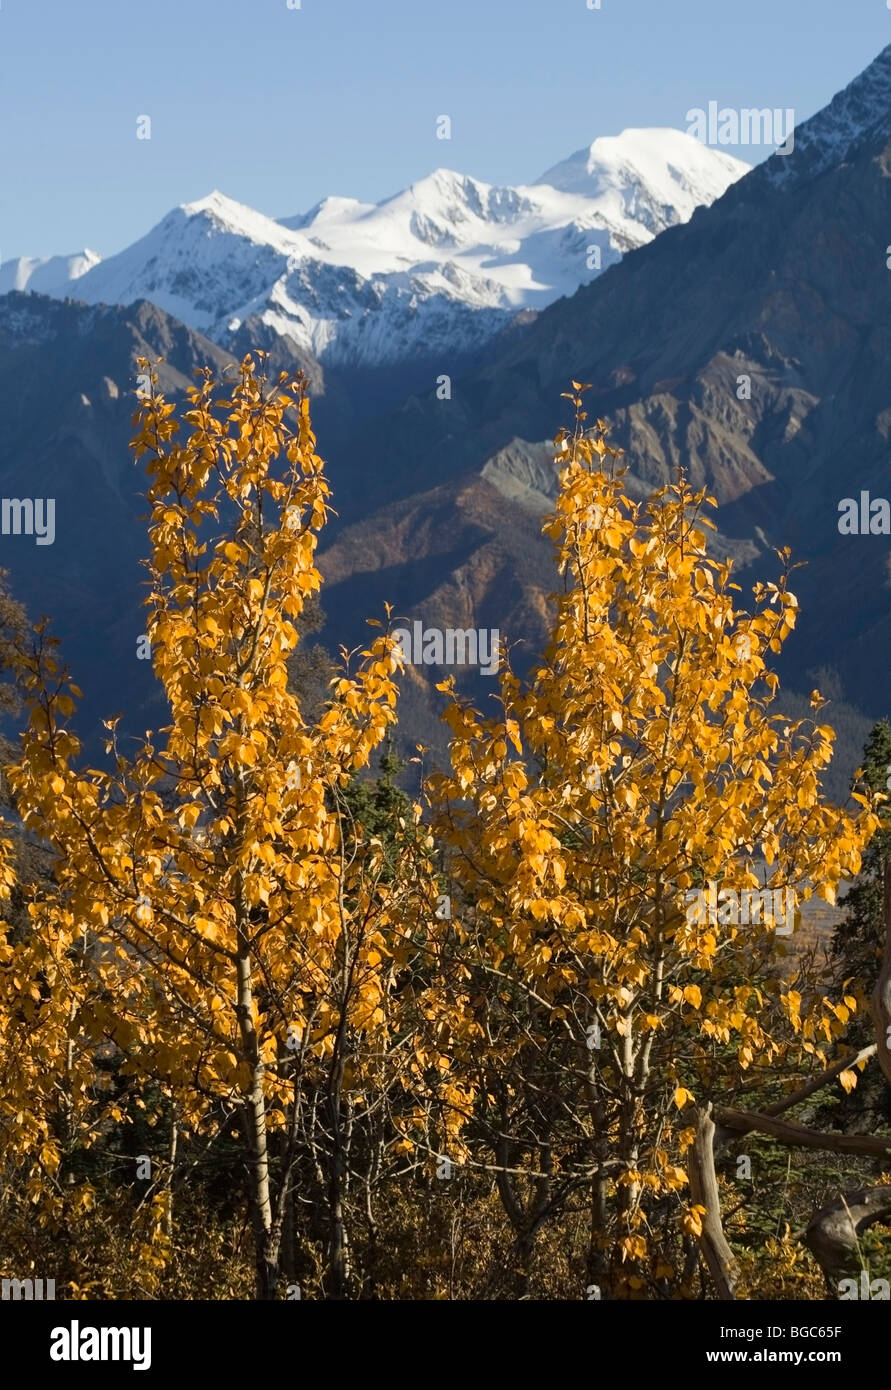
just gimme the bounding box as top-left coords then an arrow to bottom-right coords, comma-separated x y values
3,0 -> 890,259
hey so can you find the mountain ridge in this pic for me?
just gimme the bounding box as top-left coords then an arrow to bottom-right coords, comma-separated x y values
2,129 -> 747,372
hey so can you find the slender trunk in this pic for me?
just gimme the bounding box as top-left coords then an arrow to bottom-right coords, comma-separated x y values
494,1135 -> 549,1299
363,1128 -> 383,1299
282,1176 -> 296,1287
235,946 -> 277,1299
327,1150 -> 348,1298
515,1230 -> 534,1299
584,1031 -> 610,1295
232,750 -> 279,1300
164,1103 -> 178,1239
326,1053 -> 350,1297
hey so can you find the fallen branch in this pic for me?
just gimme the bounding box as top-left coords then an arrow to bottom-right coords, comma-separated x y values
714,1107 -> 891,1159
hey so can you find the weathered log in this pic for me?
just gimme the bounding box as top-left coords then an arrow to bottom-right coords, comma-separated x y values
687,1104 -> 739,1299
805,1186 -> 891,1279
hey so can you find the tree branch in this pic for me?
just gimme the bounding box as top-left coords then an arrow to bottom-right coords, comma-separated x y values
715,1106 -> 891,1159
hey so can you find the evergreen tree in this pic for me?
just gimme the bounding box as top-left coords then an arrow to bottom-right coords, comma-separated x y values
829,718 -> 891,1126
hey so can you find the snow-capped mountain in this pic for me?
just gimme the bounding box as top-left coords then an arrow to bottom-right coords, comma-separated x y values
535,128 -> 747,233
0,249 -> 100,296
4,129 -> 748,370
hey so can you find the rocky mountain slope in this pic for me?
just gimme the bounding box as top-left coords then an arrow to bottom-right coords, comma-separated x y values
0,293 -> 237,739
318,41 -> 891,769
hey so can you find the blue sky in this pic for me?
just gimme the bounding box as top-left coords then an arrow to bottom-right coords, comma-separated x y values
4,0 -> 890,259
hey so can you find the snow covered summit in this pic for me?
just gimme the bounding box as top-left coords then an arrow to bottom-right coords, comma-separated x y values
4,129 -> 749,369
536,128 -> 748,236
0,249 -> 100,296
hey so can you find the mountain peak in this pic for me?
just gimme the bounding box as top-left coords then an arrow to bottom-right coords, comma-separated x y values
536,127 -> 749,225
178,189 -> 287,241
282,195 -> 374,231
760,41 -> 891,189
182,188 -> 243,213
389,168 -> 488,207
416,167 -> 479,187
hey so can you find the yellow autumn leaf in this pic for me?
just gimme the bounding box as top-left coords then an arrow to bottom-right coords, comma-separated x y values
681,1205 -> 707,1238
